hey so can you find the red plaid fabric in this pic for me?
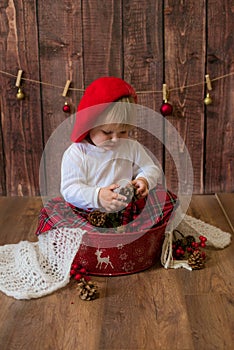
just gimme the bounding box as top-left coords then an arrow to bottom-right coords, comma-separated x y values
35,185 -> 178,236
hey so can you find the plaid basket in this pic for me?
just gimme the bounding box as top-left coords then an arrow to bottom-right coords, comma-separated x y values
35,185 -> 178,275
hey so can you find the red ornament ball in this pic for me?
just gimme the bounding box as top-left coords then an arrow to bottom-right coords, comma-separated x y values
160,102 -> 173,116
63,102 -> 71,113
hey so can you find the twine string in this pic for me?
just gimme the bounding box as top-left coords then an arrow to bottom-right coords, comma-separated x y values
0,69 -> 233,94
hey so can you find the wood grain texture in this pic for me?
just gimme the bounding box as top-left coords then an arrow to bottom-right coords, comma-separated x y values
37,0 -> 83,196
164,0 -> 206,194
0,1 -> 234,195
0,102 -> 6,195
123,0 -> 164,168
99,272 -> 194,350
82,0 -> 123,85
215,193 -> 234,232
205,0 -> 234,192
0,0 -> 43,196
185,294 -> 233,349
0,195 -> 233,349
0,197 -> 41,244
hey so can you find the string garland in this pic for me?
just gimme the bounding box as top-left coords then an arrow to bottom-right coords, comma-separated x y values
0,68 -> 233,116
137,72 -> 234,94
0,69 -> 233,93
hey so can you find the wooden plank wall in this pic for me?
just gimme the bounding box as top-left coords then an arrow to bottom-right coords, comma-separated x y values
0,0 -> 233,196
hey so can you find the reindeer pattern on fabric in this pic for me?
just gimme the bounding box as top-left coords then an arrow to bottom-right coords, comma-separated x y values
95,249 -> 114,270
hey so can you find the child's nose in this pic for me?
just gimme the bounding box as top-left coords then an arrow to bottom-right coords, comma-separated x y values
111,133 -> 119,142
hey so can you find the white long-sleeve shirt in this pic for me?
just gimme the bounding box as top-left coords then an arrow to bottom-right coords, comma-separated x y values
60,139 -> 160,209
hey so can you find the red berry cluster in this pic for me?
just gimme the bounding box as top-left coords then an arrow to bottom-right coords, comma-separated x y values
70,264 -> 90,282
172,233 -> 207,260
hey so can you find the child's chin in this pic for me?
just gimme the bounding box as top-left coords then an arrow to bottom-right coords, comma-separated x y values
99,143 -> 115,150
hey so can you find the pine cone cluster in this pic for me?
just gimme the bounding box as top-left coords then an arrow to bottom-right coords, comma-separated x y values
172,230 -> 207,269
77,278 -> 99,301
87,210 -> 107,227
172,233 -> 196,260
188,250 -> 205,270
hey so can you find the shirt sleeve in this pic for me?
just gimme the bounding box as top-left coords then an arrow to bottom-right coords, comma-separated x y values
133,142 -> 160,190
60,145 -> 100,209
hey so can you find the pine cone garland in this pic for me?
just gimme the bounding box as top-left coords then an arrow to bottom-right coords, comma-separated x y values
87,210 -> 107,227
188,250 -> 205,270
77,278 -> 99,301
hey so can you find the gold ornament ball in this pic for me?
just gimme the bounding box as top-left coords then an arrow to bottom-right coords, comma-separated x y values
204,93 -> 212,105
16,88 -> 25,100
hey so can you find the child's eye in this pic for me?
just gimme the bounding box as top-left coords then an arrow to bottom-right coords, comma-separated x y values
102,130 -> 112,135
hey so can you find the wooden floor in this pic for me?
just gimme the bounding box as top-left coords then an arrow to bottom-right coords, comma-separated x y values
0,195 -> 233,350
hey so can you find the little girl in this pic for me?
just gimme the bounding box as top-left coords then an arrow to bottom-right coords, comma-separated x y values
0,77 -> 230,300
36,77 -> 177,235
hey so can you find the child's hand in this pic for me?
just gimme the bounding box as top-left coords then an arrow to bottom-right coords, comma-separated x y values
98,184 -> 127,212
131,177 -> 149,198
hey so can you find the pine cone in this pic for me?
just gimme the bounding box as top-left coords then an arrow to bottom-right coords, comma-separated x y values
119,185 -> 135,203
87,210 -> 107,227
77,278 -> 99,301
188,250 -> 205,270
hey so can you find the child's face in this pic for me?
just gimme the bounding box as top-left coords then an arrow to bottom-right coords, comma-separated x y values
89,123 -> 131,150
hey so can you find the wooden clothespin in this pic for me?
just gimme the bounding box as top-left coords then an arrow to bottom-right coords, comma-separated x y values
15,69 -> 23,87
204,74 -> 212,105
205,74 -> 212,91
162,83 -> 168,102
62,80 -> 71,113
62,80 -> 71,97
16,69 -> 25,100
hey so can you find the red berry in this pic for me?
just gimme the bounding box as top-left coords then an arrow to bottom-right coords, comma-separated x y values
200,242 -> 206,248
79,268 -> 87,274
176,249 -> 182,255
201,252 -> 206,259
84,275 -> 91,281
180,249 -> 185,256
187,247 -> 193,253
72,264 -> 79,270
70,269 -> 76,275
74,273 -> 82,281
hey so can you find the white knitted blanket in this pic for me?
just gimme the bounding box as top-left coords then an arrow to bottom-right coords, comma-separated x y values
0,210 -> 232,300
0,227 -> 85,300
